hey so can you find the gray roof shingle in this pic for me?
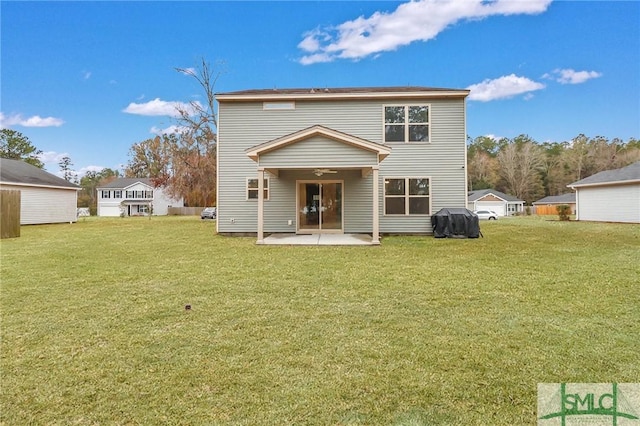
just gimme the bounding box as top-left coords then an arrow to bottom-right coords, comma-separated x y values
0,158 -> 80,189
467,188 -> 523,202
97,178 -> 152,189
217,86 -> 465,96
533,193 -> 576,204
569,161 -> 640,187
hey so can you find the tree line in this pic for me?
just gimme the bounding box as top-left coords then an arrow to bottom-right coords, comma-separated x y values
467,134 -> 640,203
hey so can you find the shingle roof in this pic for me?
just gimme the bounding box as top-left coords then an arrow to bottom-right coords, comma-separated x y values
98,178 -> 152,189
217,86 -> 465,96
533,193 -> 576,204
467,188 -> 523,202
0,158 -> 80,189
216,86 -> 470,102
569,161 -> 640,187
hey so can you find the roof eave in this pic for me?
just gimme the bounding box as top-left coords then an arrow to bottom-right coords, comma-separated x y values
568,179 -> 640,189
0,181 -> 81,191
218,90 -> 470,102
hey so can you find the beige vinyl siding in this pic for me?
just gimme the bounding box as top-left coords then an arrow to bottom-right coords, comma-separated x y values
259,136 -> 378,168
218,96 -> 467,234
380,98 -> 467,233
219,100 -> 382,233
2,184 -> 78,225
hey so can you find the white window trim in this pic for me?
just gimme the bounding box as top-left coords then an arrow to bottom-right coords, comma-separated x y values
383,176 -> 432,216
263,101 -> 295,110
383,104 -> 431,144
247,177 -> 270,201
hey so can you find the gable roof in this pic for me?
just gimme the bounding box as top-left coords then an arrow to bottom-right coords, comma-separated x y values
97,178 -> 153,190
533,193 -> 576,205
569,161 -> 640,188
467,188 -> 523,202
217,86 -> 470,101
0,158 -> 80,190
245,125 -> 391,162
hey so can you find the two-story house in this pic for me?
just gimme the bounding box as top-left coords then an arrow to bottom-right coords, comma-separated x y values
96,178 -> 183,217
216,86 -> 470,244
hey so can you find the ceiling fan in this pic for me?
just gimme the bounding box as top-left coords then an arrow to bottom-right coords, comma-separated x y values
313,168 -> 338,177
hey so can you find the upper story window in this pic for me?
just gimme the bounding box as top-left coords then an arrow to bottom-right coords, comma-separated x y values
125,190 -> 153,199
113,190 -> 122,199
384,105 -> 430,143
263,102 -> 295,110
101,190 -> 111,199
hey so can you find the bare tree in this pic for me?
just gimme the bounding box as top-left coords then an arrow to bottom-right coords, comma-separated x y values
164,59 -> 221,206
497,136 -> 544,203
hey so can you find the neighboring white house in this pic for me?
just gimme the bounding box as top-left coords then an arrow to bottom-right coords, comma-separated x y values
96,178 -> 183,217
215,86 -> 471,244
568,161 -> 640,223
0,158 -> 81,224
467,189 -> 524,216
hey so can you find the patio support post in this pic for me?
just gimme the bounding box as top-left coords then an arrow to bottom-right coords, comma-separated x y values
372,166 -> 380,244
257,168 -> 265,244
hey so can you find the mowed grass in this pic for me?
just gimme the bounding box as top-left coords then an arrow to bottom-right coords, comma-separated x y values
1,216 -> 638,425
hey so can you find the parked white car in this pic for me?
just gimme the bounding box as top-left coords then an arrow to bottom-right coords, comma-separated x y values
473,210 -> 498,220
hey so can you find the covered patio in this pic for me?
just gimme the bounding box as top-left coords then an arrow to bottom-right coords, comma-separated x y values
245,125 -> 391,245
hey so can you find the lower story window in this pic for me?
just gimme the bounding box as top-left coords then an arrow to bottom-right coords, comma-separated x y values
384,177 -> 430,215
247,178 -> 269,200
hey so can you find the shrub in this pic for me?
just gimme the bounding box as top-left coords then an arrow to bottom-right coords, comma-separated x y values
556,204 -> 571,221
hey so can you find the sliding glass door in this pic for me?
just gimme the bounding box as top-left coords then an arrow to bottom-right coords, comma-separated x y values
297,181 -> 343,233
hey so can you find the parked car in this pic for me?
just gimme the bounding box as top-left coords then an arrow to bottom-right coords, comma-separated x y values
473,210 -> 498,220
200,207 -> 217,220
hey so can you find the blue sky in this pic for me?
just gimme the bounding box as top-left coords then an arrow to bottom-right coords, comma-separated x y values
2,0 -> 639,176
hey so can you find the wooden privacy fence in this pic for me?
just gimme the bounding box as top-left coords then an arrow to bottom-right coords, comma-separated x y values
167,207 -> 204,216
1,189 -> 21,239
534,204 -> 576,215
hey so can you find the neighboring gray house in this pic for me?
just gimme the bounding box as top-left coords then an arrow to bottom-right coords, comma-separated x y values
467,189 -> 524,216
96,178 -> 183,217
568,161 -> 640,223
0,158 -> 80,224
532,193 -> 576,215
215,86 -> 470,244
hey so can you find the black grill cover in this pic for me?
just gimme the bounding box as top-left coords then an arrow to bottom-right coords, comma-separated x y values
431,208 -> 481,238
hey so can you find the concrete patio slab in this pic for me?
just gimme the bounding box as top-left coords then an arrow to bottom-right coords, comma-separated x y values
261,233 -> 377,246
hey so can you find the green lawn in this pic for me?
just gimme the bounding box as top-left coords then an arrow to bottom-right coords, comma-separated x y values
1,216 -> 638,425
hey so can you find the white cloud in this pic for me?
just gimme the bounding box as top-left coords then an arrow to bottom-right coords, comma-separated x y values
543,68 -> 602,84
150,125 -> 188,135
298,0 -> 552,64
466,74 -> 545,102
0,112 -> 64,128
39,151 -> 69,164
83,71 -> 92,80
122,98 -> 201,117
